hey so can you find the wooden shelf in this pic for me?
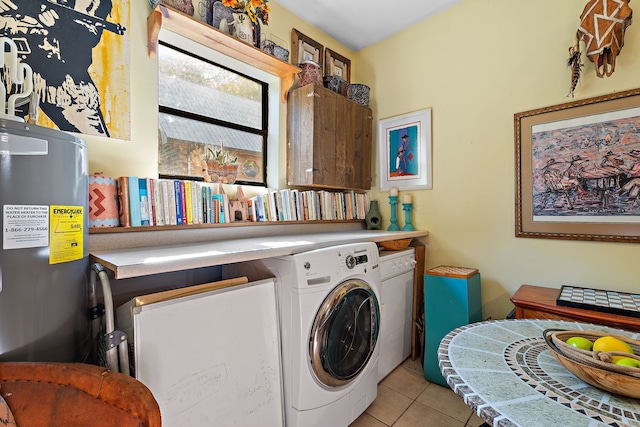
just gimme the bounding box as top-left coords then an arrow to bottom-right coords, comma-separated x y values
89,219 -> 363,234
147,4 -> 300,103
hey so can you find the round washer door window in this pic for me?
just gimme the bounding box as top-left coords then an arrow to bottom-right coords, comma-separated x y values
309,279 -> 380,388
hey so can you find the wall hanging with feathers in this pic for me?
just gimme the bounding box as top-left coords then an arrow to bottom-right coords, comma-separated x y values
567,0 -> 633,97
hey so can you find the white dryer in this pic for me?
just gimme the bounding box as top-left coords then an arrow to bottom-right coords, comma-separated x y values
259,242 -> 381,427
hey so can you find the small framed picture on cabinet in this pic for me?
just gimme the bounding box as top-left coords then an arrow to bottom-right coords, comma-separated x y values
291,29 -> 323,68
325,49 -> 351,83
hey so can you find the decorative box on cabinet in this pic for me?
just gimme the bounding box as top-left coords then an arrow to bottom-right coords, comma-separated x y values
287,84 -> 373,190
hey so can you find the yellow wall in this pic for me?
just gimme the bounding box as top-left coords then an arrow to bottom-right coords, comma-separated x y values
86,0 -> 640,319
85,0 -> 355,186
358,0 -> 640,318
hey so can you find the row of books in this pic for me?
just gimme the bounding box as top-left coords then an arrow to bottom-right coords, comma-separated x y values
250,189 -> 371,222
117,177 -> 232,227
116,177 -> 371,227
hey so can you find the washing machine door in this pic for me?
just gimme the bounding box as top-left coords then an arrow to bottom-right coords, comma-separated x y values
309,279 -> 380,388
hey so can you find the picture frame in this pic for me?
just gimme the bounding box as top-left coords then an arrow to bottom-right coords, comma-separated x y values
324,48 -> 351,82
378,108 -> 432,191
515,87 -> 640,243
291,29 -> 323,68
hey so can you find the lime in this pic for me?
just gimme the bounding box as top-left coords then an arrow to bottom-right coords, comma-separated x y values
615,357 -> 640,368
593,336 -> 634,362
566,336 -> 593,351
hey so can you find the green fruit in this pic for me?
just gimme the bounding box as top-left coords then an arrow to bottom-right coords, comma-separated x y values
615,357 -> 640,368
566,336 -> 593,351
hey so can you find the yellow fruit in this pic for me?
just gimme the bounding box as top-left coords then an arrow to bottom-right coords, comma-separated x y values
566,336 -> 593,351
593,336 -> 634,362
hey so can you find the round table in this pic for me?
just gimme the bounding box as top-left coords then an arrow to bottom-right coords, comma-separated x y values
439,319 -> 640,427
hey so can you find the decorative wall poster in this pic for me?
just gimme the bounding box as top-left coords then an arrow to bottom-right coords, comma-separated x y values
0,0 -> 131,140
378,109 -> 432,191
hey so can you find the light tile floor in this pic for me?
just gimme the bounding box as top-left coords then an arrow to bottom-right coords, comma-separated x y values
350,358 -> 486,427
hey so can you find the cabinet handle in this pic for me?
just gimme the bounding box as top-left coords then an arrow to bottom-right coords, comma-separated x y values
306,168 -> 319,172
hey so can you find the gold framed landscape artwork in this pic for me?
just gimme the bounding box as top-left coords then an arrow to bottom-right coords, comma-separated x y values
515,87 -> 640,243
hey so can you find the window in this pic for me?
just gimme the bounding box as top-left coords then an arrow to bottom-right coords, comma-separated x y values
157,42 -> 269,186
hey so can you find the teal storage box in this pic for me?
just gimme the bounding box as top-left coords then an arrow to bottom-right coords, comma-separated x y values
423,266 -> 482,386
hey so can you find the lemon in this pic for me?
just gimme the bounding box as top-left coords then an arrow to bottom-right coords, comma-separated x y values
615,357 -> 640,368
593,336 -> 634,362
566,336 -> 593,351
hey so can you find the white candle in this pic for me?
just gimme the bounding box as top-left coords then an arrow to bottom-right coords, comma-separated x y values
403,194 -> 412,204
390,187 -> 398,196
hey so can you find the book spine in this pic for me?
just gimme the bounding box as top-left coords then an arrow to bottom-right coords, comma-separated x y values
179,181 -> 187,224
166,181 -> 177,225
128,176 -> 141,227
138,178 -> 150,226
195,182 -> 203,224
153,178 -> 165,226
173,180 -> 183,225
222,193 -> 229,223
147,178 -> 157,226
117,177 -> 131,227
184,181 -> 194,225
206,186 -> 212,224
159,180 -> 169,226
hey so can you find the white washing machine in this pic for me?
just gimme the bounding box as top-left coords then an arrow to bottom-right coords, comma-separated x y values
258,242 -> 381,427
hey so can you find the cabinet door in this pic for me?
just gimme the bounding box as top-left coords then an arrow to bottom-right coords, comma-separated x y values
287,84 -> 372,190
346,101 -> 373,190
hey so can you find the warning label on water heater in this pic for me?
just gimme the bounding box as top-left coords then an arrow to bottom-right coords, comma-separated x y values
49,205 -> 84,264
3,205 -> 49,249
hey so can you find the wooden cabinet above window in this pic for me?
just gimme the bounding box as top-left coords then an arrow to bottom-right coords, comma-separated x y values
287,84 -> 373,191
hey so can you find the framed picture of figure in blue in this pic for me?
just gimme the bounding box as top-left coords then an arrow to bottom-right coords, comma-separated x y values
378,108 -> 432,191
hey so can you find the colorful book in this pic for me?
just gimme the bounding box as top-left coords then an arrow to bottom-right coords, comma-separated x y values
173,180 -> 183,225
117,176 -> 131,227
138,178 -> 150,226
184,181 -> 194,225
147,178 -> 157,226
128,176 -> 141,227
179,181 -> 187,224
212,194 -> 225,223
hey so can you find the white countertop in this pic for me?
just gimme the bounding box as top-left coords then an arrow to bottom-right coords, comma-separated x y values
91,229 -> 428,279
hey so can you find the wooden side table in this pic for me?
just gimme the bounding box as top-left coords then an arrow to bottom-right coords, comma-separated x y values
511,284 -> 640,332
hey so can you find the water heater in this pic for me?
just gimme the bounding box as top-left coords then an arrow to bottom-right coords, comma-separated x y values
0,118 -> 89,362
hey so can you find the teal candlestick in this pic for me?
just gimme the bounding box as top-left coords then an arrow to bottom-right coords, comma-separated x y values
388,196 -> 400,231
402,203 -> 414,231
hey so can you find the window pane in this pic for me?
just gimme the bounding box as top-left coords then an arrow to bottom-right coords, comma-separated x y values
158,44 -> 263,129
158,113 -> 264,184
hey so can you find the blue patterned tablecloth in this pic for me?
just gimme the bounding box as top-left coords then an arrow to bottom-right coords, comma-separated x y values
439,319 -> 640,427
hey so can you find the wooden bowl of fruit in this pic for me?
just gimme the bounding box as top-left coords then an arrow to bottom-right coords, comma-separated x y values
543,329 -> 640,399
